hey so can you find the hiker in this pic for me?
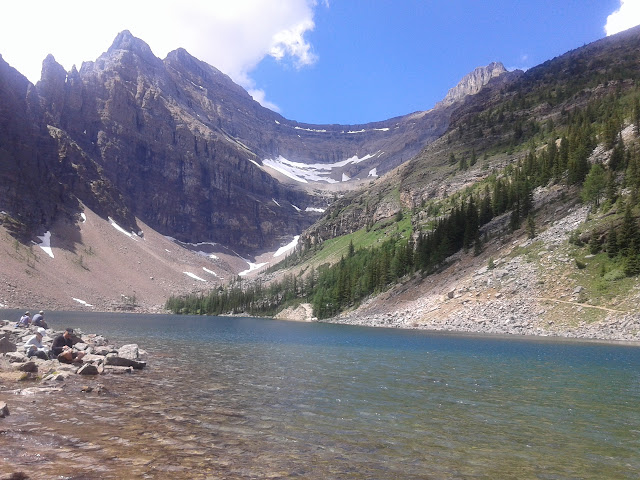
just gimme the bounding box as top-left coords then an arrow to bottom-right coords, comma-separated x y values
32,310 -> 48,329
24,327 -> 50,360
51,328 -> 85,364
18,311 -> 31,327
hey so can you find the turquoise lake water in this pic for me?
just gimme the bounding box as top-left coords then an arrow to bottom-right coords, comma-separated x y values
2,310 -> 640,479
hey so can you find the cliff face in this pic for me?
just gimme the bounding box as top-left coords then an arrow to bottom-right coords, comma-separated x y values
437,62 -> 508,108
0,54 -> 134,241
29,31 -> 319,251
0,30 -> 507,253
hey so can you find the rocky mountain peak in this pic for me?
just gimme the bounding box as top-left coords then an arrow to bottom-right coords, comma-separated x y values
105,30 -> 161,68
437,61 -> 507,108
36,54 -> 67,122
164,47 -> 251,100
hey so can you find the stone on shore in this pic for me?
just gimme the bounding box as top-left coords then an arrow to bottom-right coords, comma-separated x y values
17,361 -> 38,373
77,364 -> 100,375
0,336 -> 16,353
104,353 -> 146,370
1,321 -> 148,387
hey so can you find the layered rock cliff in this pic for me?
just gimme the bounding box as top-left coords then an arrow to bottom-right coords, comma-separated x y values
0,30 -> 508,253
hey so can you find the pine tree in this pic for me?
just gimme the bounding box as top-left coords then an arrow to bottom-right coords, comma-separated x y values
624,240 -> 640,276
459,155 -> 468,171
605,170 -> 618,206
609,137 -> 625,172
589,231 -> 601,254
470,149 -> 477,167
581,163 -> 607,208
527,214 -> 536,239
607,225 -> 619,258
618,203 -> 640,256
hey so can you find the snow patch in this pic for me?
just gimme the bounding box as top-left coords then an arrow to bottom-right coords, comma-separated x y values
184,272 -> 206,282
249,159 -> 263,169
36,231 -> 54,258
292,204 -> 301,212
238,262 -> 268,276
272,198 -> 281,207
368,168 -> 378,177
274,236 -> 299,258
195,251 -> 218,260
294,126 -> 328,133
73,298 -> 93,307
108,217 -> 138,240
306,207 -> 325,213
263,153 -> 377,184
203,267 -> 219,277
80,213 -> 87,223
342,173 -> 350,182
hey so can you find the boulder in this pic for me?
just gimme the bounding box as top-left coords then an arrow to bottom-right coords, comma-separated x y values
0,325 -> 23,336
5,351 -> 27,363
0,401 -> 9,418
77,364 -> 99,375
105,353 -> 146,370
118,344 -> 139,360
82,354 -> 105,365
91,346 -> 114,356
17,361 -> 38,373
42,372 -> 69,382
0,336 -> 17,353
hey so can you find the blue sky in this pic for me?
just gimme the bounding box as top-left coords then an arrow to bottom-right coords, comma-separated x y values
254,0 -> 625,124
1,1 -> 637,125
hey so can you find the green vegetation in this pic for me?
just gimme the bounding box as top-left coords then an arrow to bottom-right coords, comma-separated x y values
167,50 -> 640,321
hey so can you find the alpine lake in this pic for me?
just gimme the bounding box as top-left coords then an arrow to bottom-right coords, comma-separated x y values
1,310 -> 639,479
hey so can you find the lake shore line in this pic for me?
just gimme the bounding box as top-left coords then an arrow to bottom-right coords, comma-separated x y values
272,301 -> 640,345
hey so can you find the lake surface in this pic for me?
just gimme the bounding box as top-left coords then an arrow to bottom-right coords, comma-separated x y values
1,311 -> 640,479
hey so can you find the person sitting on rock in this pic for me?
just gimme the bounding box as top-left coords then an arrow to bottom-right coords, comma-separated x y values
24,327 -> 50,360
18,311 -> 31,327
51,328 -> 85,364
32,310 -> 48,329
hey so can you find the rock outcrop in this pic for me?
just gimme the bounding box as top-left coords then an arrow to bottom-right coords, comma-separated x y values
437,62 -> 508,108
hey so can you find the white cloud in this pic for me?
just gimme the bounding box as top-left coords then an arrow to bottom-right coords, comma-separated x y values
0,0 -> 322,110
605,0 -> 640,35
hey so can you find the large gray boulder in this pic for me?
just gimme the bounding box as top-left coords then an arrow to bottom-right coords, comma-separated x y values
77,364 -> 99,375
105,353 -> 146,370
117,344 -> 139,360
0,336 -> 16,353
5,351 -> 27,363
17,361 -> 38,373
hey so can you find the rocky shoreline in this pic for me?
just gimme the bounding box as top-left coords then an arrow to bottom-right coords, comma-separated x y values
0,320 -> 148,417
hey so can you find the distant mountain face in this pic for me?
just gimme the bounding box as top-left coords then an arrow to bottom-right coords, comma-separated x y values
436,62 -> 508,108
0,30 -> 508,252
301,25 -> 640,244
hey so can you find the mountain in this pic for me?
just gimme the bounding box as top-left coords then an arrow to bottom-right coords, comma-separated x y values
0,31 -> 505,255
167,26 -> 640,341
436,61 -> 508,108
